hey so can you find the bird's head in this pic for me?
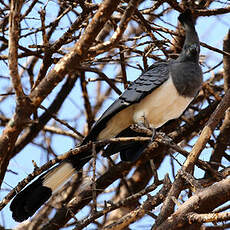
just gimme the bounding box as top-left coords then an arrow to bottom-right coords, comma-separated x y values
177,10 -> 200,63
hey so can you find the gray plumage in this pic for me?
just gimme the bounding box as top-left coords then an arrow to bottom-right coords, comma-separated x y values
86,9 -> 202,145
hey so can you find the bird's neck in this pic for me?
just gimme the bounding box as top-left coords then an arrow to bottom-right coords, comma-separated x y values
176,26 -> 200,63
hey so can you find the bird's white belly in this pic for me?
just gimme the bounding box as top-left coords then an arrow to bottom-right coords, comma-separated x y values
97,77 -> 193,140
133,77 -> 193,128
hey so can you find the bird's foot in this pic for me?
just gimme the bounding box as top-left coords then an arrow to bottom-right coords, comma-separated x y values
131,122 -> 155,141
154,131 -> 173,143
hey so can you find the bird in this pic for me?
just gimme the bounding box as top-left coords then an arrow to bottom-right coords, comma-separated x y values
10,9 -> 202,222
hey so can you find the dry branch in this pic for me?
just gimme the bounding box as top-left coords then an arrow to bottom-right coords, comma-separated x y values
103,176 -> 171,230
0,0 -> 121,188
184,88 -> 230,173
157,177 -> 230,230
188,212 -> 230,224
0,1 -> 229,229
8,0 -> 24,100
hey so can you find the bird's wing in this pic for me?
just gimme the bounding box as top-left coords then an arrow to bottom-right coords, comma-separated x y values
120,62 -> 170,103
84,61 -> 170,142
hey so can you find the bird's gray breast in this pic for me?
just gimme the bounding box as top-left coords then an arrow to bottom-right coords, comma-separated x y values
170,61 -> 203,97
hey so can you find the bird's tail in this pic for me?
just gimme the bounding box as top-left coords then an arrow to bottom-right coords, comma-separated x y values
10,161 -> 80,222
10,137 -> 96,222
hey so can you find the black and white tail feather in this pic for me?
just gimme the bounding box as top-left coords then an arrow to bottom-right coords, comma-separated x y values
10,9 -> 202,222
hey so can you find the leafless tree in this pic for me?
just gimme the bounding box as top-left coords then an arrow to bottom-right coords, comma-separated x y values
0,0 -> 230,229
